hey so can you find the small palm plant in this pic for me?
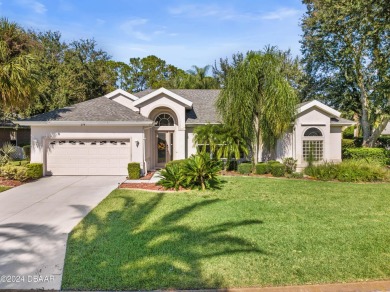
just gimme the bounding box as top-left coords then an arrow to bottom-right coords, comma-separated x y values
182,152 -> 222,191
0,142 -> 16,165
156,163 -> 184,191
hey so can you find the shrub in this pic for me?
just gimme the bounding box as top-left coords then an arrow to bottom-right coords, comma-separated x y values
270,164 -> 285,177
127,163 -> 140,179
8,160 -> 29,166
304,162 -> 339,181
227,159 -> 238,171
287,172 -> 304,179
282,157 -> 297,174
336,160 -> 389,182
0,142 -> 16,165
23,145 -> 31,159
26,163 -> 43,179
0,165 -> 29,181
182,152 -> 222,190
343,148 -> 388,165
238,162 -> 252,174
255,163 -> 268,175
165,159 -> 187,169
304,160 -> 389,182
266,160 -> 281,173
157,164 -> 184,191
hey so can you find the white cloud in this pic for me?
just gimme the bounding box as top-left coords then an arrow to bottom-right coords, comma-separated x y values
261,8 -> 301,20
96,18 -> 106,26
17,0 -> 47,14
120,18 -> 150,41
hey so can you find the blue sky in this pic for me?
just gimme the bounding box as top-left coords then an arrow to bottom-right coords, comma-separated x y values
1,0 -> 305,70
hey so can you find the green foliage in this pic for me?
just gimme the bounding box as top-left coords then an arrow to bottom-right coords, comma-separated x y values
22,145 -> 31,159
305,160 -> 389,182
156,164 -> 184,191
301,0 -> 389,146
0,142 -> 16,165
255,163 -> 268,175
26,163 -> 43,179
0,18 -> 40,112
193,124 -> 248,165
282,157 -> 297,174
238,162 -> 252,174
342,126 -> 355,139
8,160 -> 29,166
270,164 -> 286,177
287,172 -> 304,179
0,165 -> 29,181
343,148 -> 388,165
216,47 -> 299,164
305,162 -> 339,181
181,153 -> 222,191
127,163 -> 140,179
165,159 -> 187,169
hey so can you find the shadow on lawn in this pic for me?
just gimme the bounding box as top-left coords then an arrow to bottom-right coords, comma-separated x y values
62,193 -> 264,290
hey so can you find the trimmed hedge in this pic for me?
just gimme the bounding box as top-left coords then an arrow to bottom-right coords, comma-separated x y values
238,162 -> 252,174
8,160 -> 29,166
0,165 -> 29,181
270,164 -> 285,177
343,148 -> 388,165
26,163 -> 43,179
127,163 -> 140,179
255,163 -> 268,175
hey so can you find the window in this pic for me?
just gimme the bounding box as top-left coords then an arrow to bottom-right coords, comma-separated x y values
155,113 -> 174,126
304,127 -> 322,136
303,127 -> 323,161
303,140 -> 323,161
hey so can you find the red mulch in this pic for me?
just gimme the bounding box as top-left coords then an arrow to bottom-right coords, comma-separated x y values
139,171 -> 155,180
0,178 -> 23,187
119,182 -> 188,192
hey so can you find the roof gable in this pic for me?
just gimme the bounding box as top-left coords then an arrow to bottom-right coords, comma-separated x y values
297,100 -> 341,117
133,87 -> 193,109
104,89 -> 138,101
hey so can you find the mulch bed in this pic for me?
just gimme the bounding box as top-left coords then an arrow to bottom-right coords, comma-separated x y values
0,178 -> 23,187
119,182 -> 188,192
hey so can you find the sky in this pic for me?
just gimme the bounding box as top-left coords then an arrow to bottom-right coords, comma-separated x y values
0,0 -> 306,71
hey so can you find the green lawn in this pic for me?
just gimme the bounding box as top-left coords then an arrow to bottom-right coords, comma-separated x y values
0,186 -> 10,192
62,177 -> 390,290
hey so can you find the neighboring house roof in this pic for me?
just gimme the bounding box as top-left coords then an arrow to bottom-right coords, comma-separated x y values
134,89 -> 221,124
16,96 -> 153,126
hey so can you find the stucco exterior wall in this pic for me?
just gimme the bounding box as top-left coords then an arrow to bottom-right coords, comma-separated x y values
186,127 -> 197,157
30,125 -> 145,174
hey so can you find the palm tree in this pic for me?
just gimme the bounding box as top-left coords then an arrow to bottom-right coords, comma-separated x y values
186,65 -> 219,89
193,124 -> 221,156
216,46 -> 298,165
0,18 -> 39,112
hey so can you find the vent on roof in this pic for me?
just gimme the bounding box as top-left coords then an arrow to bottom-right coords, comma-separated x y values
331,117 -> 339,122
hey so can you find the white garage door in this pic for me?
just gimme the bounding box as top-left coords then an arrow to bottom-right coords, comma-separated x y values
46,139 -> 131,175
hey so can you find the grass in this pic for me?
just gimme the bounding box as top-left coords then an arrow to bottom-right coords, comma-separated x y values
62,177 -> 390,290
0,186 -> 10,192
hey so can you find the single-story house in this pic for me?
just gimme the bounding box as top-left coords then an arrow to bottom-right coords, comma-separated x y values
16,88 -> 354,176
0,121 -> 30,147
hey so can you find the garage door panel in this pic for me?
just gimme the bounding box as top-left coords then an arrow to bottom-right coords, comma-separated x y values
46,139 -> 131,175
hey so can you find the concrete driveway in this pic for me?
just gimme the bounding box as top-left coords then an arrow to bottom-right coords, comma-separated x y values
0,175 -> 125,290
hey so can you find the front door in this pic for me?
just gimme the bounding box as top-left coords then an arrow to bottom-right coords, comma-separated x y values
156,131 -> 174,168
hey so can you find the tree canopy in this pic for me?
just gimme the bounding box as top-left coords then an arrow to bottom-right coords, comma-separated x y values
216,47 -> 299,164
301,0 -> 390,146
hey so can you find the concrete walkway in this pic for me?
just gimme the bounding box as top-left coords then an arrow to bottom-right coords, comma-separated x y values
124,171 -> 161,183
0,175 -> 125,290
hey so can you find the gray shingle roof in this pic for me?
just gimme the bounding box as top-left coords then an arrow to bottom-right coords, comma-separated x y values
19,96 -> 152,123
330,117 -> 355,125
134,89 -> 222,124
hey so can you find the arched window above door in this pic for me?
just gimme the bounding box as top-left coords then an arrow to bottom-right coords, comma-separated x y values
154,113 -> 175,126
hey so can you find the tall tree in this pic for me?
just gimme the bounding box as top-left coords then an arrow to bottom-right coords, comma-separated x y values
301,0 -> 390,146
185,65 -> 219,89
216,47 -> 298,164
0,18 -> 40,114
